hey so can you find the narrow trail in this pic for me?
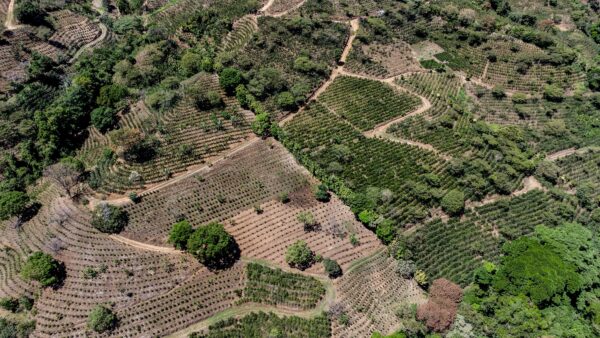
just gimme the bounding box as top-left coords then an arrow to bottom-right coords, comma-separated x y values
5,0 -> 22,30
110,234 -> 182,254
546,147 -> 577,161
68,23 -> 108,63
481,60 -> 489,80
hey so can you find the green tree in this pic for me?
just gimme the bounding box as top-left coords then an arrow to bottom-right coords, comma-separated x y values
493,237 -> 581,305
440,189 -> 465,216
87,305 -> 117,333
15,0 -> 45,25
91,203 -> 128,234
314,184 -> 330,202
376,219 -> 396,244
251,112 -> 272,138
543,84 -> 564,102
97,84 -> 128,108
285,240 -> 314,270
0,191 -> 29,221
587,67 -> 600,91
323,258 -> 342,278
91,107 -> 117,133
276,91 -> 296,110
168,220 -> 194,250
186,223 -> 238,268
219,67 -> 243,94
20,252 -> 64,287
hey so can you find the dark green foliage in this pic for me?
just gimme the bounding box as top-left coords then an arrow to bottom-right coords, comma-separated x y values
322,258 -> 342,278
97,84 -> 129,108
242,263 -> 326,309
314,184 -> 330,202
285,240 -> 314,270
587,67 -> 600,91
375,219 -> 396,244
0,191 -> 29,221
91,107 -> 118,133
251,112 -> 272,138
219,67 -> 243,94
91,204 -> 128,234
440,189 -> 465,216
20,252 -> 64,287
493,236 -> 580,305
543,84 -> 564,102
14,0 -> 45,25
276,91 -> 296,110
193,311 -> 331,338
0,318 -> 35,338
87,305 -> 118,333
168,220 -> 194,250
186,223 -> 239,269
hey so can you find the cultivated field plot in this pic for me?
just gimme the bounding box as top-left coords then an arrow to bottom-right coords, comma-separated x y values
0,184 -> 199,337
551,150 -> 600,199
224,187 -> 382,274
346,40 -> 421,79
333,251 -> 425,337
82,74 -> 254,194
319,76 -> 422,131
121,139 -> 311,244
407,189 -> 574,285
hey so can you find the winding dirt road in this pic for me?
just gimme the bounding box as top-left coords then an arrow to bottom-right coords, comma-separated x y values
5,0 -> 21,30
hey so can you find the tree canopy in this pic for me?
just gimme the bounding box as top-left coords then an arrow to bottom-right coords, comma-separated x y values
88,305 -> 118,333
285,240 -> 314,270
20,252 -> 64,287
91,203 -> 128,234
186,223 -> 239,269
168,220 -> 194,250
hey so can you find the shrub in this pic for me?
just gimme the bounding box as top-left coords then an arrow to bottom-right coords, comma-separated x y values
285,240 -> 314,270
491,86 -> 505,99
20,252 -> 64,287
441,190 -> 465,216
0,191 -> 29,221
88,305 -> 117,333
186,223 -> 238,268
322,258 -> 342,278
251,112 -> 272,138
168,220 -> 194,250
0,298 -> 18,312
511,93 -> 527,104
376,219 -> 396,244
543,84 -> 564,102
314,184 -> 330,202
297,211 -> 318,232
97,84 -> 128,108
587,67 -> 600,91
91,107 -> 117,132
358,210 -> 379,226
415,269 -> 428,287
91,203 -> 128,234
276,91 -> 296,110
219,67 -> 243,94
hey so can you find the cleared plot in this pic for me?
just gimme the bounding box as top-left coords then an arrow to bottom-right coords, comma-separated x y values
121,139 -> 311,244
319,76 -> 421,131
333,251 -> 425,337
240,263 -> 326,310
407,190 -> 575,286
218,15 -> 258,56
48,10 -> 101,55
224,187 -> 382,274
194,312 -> 331,337
0,184 -> 199,337
346,41 -> 421,79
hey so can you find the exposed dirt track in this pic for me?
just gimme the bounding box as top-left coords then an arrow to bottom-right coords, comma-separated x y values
69,22 -> 108,63
109,234 -> 182,254
5,0 -> 21,30
466,176 -> 545,209
546,147 -> 577,161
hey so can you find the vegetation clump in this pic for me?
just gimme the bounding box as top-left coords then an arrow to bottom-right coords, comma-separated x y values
168,220 -> 194,250
91,203 -> 128,234
20,252 -> 65,288
87,305 -> 118,333
285,240 -> 315,270
186,223 -> 239,269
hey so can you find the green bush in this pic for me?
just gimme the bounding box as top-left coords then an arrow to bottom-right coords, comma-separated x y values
285,240 -> 314,270
314,184 -> 330,202
87,305 -> 117,333
219,67 -> 243,94
186,223 -> 238,268
15,0 -> 45,25
91,107 -> 117,132
441,189 -> 465,216
168,220 -> 194,250
276,91 -> 296,110
91,203 -> 128,234
322,258 -> 342,278
20,252 -> 64,287
251,112 -> 272,138
0,191 -> 29,221
543,84 -> 564,102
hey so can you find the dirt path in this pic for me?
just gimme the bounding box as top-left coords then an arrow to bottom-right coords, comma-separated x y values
466,176 -> 544,209
481,60 -> 489,80
259,0 -> 275,13
110,234 -> 182,254
546,147 -> 577,161
5,0 -> 22,30
279,18 -> 359,127
69,22 -> 107,63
